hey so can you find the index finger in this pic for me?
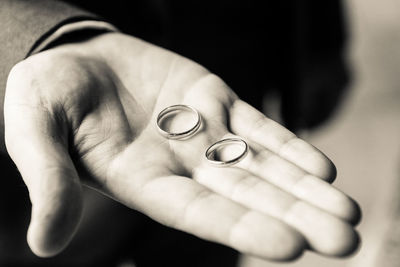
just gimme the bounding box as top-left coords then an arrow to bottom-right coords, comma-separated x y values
229,100 -> 336,181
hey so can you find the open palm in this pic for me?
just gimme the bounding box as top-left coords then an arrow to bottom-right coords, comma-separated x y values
5,33 -> 360,260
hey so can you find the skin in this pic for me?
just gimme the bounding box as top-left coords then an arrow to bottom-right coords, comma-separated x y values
4,32 -> 361,261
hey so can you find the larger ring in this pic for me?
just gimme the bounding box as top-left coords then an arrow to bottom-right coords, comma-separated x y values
156,104 -> 202,140
205,138 -> 249,167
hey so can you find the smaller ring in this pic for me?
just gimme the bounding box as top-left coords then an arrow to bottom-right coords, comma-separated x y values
156,104 -> 202,140
205,138 -> 249,167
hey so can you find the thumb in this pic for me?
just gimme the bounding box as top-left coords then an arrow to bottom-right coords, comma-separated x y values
4,84 -> 82,257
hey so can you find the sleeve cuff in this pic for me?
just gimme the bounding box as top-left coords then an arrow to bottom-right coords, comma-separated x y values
31,20 -> 120,55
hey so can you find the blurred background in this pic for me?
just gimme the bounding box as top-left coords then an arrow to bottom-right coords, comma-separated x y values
241,0 -> 400,266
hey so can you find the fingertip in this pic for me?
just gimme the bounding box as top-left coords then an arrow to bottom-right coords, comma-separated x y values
320,187 -> 362,225
284,201 -> 360,258
343,198 -> 362,226
231,211 -> 306,261
329,196 -> 362,226
311,153 -> 337,183
27,179 -> 83,258
316,182 -> 361,225
279,138 -> 337,182
28,206 -> 83,258
326,227 -> 361,257
317,222 -> 360,257
346,231 -> 361,257
257,225 -> 306,262
323,159 -> 337,183
27,222 -> 65,258
273,229 -> 306,262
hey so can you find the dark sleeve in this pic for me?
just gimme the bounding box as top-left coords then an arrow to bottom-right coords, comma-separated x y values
0,0 -> 99,151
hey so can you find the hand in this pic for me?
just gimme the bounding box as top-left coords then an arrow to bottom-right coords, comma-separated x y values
5,32 -> 360,260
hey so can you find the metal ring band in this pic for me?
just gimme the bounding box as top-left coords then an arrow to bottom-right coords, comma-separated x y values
205,138 -> 249,166
156,104 -> 202,140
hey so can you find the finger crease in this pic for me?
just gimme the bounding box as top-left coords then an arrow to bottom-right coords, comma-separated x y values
175,188 -> 213,229
277,136 -> 298,157
230,174 -> 260,201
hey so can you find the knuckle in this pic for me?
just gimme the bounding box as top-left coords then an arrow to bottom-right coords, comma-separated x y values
6,51 -> 94,105
7,56 -> 49,97
8,50 -> 86,89
8,60 -> 32,84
